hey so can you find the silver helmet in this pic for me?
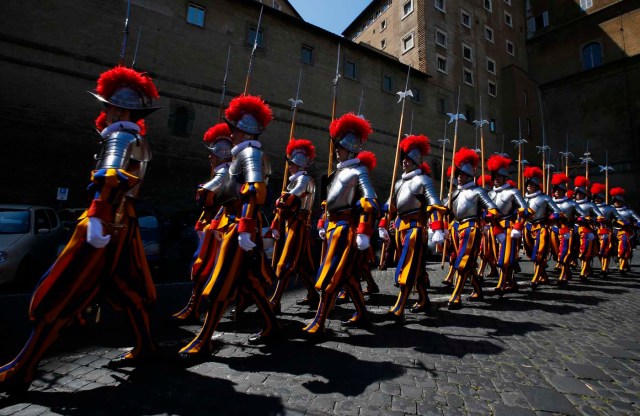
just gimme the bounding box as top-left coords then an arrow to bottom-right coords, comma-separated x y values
205,137 -> 233,159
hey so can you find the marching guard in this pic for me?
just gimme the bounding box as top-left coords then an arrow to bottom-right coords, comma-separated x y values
590,182 -> 616,276
269,138 -> 319,312
173,123 -> 233,323
378,135 -> 445,321
610,187 -> 640,274
303,113 -> 379,335
0,66 -> 161,390
573,176 -> 604,279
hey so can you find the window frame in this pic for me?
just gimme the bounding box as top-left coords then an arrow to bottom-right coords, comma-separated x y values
580,0 -> 593,11
461,9 -> 471,28
504,11 -> 513,27
435,0 -> 446,13
301,44 -> 314,65
382,74 -> 394,93
488,81 -> 497,97
381,38 -> 387,49
247,25 -> 265,49
463,68 -> 474,86
487,57 -> 496,74
344,58 -> 358,80
402,31 -> 415,53
485,25 -> 494,43
437,96 -> 448,114
402,0 -> 414,19
381,19 -> 387,31
411,87 -> 422,103
435,28 -> 447,48
484,0 -> 493,13
436,53 -> 448,74
506,39 -> 515,56
186,3 -> 205,27
462,43 -> 473,63
582,41 -> 603,70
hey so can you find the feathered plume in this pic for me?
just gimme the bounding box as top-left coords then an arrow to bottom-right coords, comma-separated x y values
419,162 -> 431,175
95,66 -> 159,101
287,138 -> 316,160
477,175 -> 492,186
446,165 -> 453,178
225,95 -> 273,128
507,179 -> 517,188
487,154 -> 512,172
574,175 -> 589,189
330,113 -> 373,143
357,151 -> 377,171
400,135 -> 430,156
590,183 -> 606,196
95,111 -> 147,135
523,166 -> 543,180
552,173 -> 570,186
454,147 -> 480,169
610,187 -> 625,197
203,123 -> 232,143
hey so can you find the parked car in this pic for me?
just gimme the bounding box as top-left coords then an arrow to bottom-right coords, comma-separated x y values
0,204 -> 66,289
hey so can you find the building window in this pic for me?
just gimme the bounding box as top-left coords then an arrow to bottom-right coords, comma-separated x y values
437,96 -> 448,114
402,32 -> 415,53
411,87 -> 421,103
504,11 -> 513,27
272,0 -> 282,10
462,44 -> 473,62
248,26 -> 264,48
169,105 -> 194,137
382,74 -> 393,92
461,10 -> 471,28
523,89 -> 528,106
487,57 -> 496,74
435,0 -> 446,13
301,45 -> 314,64
580,0 -> 593,11
186,3 -> 205,27
488,81 -> 497,97
582,42 -> 602,69
485,26 -> 494,42
436,54 -> 447,74
506,40 -> 515,56
381,38 -> 387,49
435,28 -> 447,48
490,118 -> 497,133
344,59 -> 357,80
381,19 -> 387,31
463,69 -> 474,86
402,0 -> 414,18
527,11 -> 549,35
484,0 -> 492,12
465,106 -> 474,122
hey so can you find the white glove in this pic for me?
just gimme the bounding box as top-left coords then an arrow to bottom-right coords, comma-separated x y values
496,233 -> 506,244
238,232 -> 256,251
378,227 -> 390,242
213,230 -> 223,242
563,233 -> 571,240
510,228 -> 522,239
431,229 -> 444,245
271,228 -> 280,240
356,234 -> 370,250
87,217 -> 111,248
318,228 -> 326,240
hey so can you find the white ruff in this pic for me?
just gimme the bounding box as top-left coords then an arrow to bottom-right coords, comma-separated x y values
337,158 -> 360,169
402,169 -> 421,180
289,171 -> 306,182
100,121 -> 140,139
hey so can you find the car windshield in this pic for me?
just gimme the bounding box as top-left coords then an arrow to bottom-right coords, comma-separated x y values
0,209 -> 30,234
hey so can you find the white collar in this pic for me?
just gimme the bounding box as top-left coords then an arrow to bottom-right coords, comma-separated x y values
100,121 -> 140,139
553,196 -> 568,203
402,169 -> 421,180
493,183 -> 510,192
575,198 -> 587,204
214,162 -> 230,173
525,191 -> 542,198
231,140 -> 261,157
616,205 -> 627,210
289,171 -> 306,182
458,181 -> 475,190
337,158 -> 360,169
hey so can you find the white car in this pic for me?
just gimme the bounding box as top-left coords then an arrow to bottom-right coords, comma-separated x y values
0,204 -> 66,289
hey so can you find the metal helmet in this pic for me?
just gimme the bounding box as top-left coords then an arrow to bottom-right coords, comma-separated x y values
573,176 -> 590,196
487,154 -> 511,178
224,95 -> 273,136
330,113 -> 372,155
203,123 -> 233,159
286,138 -> 316,168
524,166 -> 543,187
610,187 -> 625,203
400,135 -> 430,167
454,147 -> 479,178
551,173 -> 570,192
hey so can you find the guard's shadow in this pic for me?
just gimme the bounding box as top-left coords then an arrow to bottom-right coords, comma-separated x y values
3,360 -> 284,416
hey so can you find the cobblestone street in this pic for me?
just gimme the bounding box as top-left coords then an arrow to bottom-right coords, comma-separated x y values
1,255 -> 639,415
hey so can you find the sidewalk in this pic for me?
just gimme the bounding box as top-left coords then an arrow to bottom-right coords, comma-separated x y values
1,255 -> 640,415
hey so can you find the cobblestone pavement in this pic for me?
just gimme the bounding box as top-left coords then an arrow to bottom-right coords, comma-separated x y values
1,253 -> 640,415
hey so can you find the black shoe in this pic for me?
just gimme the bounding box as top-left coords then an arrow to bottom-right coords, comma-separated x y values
387,312 -> 405,324
441,280 -> 453,288
107,350 -> 156,368
341,316 -> 372,328
410,299 -> 430,314
447,301 -> 462,310
600,270 -> 608,277
296,295 -> 319,306
270,302 -> 281,315
247,327 -> 283,345
466,292 -> 484,302
178,346 -> 213,362
493,287 -> 504,297
529,282 -> 538,291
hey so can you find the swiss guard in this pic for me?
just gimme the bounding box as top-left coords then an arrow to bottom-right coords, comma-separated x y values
179,95 -> 281,358
173,123 -> 233,323
573,176 -> 604,279
304,113 -> 379,336
610,187 -> 640,274
378,134 -> 445,322
0,66 -> 161,391
590,182 -> 616,276
446,148 -> 498,309
269,138 -> 319,312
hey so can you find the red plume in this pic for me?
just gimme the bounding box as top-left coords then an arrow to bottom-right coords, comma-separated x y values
286,138 -> 316,160
507,179 -> 517,188
523,166 -> 543,180
400,135 -> 430,156
357,151 -> 377,171
551,173 -> 570,186
487,154 -> 512,172
477,175 -> 492,186
203,123 -> 232,143
446,165 -> 453,178
610,187 -> 625,197
454,147 -> 479,169
224,95 -> 273,128
590,183 -> 606,195
419,162 -> 431,175
95,111 -> 147,135
574,175 -> 589,188
96,66 -> 159,101
329,113 -> 373,143
566,190 -> 574,198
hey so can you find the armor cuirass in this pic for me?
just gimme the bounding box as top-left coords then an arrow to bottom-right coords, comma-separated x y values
597,203 -> 616,224
326,164 -> 376,211
395,174 -> 441,216
489,186 -> 527,218
219,145 -> 263,205
96,129 -> 151,198
576,200 -> 603,219
201,164 -> 230,193
525,192 -> 560,222
615,207 -> 640,224
287,174 -> 316,211
554,197 -> 586,223
451,186 -> 497,220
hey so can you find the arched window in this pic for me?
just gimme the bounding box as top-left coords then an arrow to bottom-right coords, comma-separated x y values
582,42 -> 602,70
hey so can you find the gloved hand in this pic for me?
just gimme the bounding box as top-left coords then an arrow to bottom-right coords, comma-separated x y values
318,228 -> 326,240
510,228 -> 522,239
431,229 -> 445,245
270,228 -> 280,240
213,230 -> 223,242
356,234 -> 370,250
496,233 -> 506,244
87,217 -> 111,248
378,227 -> 390,242
238,232 -> 256,251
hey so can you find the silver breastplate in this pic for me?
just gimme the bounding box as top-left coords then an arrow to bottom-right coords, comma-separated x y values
616,207 -> 640,224
576,200 -> 603,218
96,129 -> 151,198
526,193 -> 559,222
202,165 -> 229,193
597,204 -> 616,223
395,174 -> 441,215
490,187 -> 527,218
452,186 -> 497,220
287,174 -> 316,211
219,145 -> 263,205
326,164 -> 377,211
554,198 -> 585,222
